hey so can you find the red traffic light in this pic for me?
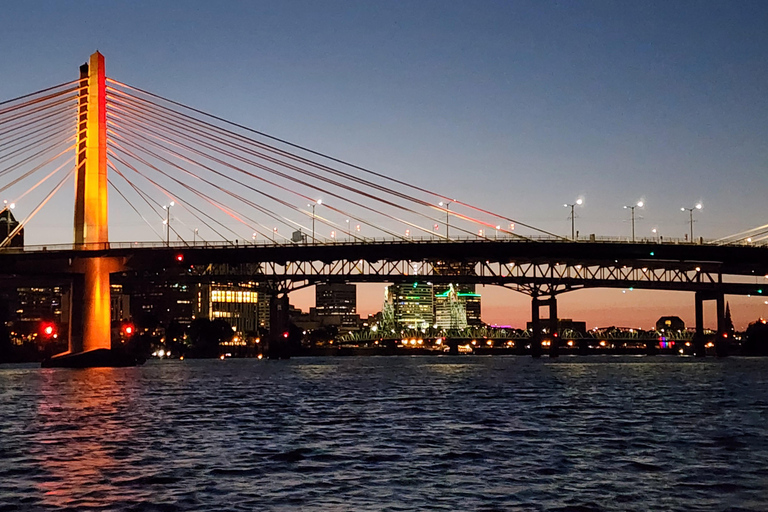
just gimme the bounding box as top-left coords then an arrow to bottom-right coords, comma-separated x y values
282,331 -> 289,338
122,323 -> 135,337
175,254 -> 184,262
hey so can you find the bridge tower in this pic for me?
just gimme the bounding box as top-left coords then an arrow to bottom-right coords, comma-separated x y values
45,52 -> 126,367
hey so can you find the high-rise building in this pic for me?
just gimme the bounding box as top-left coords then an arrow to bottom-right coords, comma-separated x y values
110,284 -> 131,322
0,207 -> 23,247
385,282 -> 434,329
434,284 -> 482,329
195,282 -> 262,334
315,283 -> 358,329
125,270 -> 195,329
15,286 -> 63,322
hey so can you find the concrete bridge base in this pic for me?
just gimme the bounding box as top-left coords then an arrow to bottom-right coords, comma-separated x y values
42,348 -> 140,368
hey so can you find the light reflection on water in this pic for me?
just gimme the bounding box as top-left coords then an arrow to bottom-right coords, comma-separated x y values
1,356 -> 767,511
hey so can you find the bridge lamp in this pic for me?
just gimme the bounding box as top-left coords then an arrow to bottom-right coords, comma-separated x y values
623,201 -> 644,242
272,227 -> 278,242
439,200 -> 453,239
681,203 -> 702,241
309,199 -> 322,244
162,201 -> 174,247
252,232 -> 257,245
564,198 -> 583,240
495,225 -> 501,239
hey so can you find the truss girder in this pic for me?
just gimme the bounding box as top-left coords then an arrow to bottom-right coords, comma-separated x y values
239,259 -> 753,295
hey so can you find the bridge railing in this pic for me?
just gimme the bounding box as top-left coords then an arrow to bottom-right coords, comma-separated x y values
1,235 -> 760,253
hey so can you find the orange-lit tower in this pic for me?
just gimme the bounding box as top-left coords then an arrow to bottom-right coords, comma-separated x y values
68,52 -> 114,356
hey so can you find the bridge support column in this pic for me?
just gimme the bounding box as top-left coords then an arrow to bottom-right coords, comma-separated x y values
267,291 -> 291,359
694,292 -> 706,357
715,293 -> 728,357
530,296 -> 558,358
531,297 -> 542,358
547,297 -> 559,358
692,290 -> 726,358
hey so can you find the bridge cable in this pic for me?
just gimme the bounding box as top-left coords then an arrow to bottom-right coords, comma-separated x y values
108,80 -> 553,238
108,107 -> 416,241
107,88 -> 507,240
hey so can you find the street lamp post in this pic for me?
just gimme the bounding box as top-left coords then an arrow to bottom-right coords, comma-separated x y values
310,199 -> 322,243
194,228 -> 198,246
564,198 -> 583,240
623,201 -> 644,242
438,200 -> 452,239
681,203 -> 702,241
162,201 -> 174,247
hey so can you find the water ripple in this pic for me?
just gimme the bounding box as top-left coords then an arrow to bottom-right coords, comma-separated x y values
1,356 -> 767,510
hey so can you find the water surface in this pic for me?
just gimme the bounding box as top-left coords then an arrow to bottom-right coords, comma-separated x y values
1,356 -> 767,511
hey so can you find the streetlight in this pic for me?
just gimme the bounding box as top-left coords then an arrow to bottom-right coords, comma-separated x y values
681,203 -> 702,241
252,232 -> 257,245
564,198 -> 583,240
309,199 -> 322,243
438,200 -> 453,239
194,228 -> 198,246
623,200 -> 644,242
495,225 -> 501,239
652,228 -> 659,242
162,201 -> 174,247
345,219 -> 350,241
272,227 -> 278,242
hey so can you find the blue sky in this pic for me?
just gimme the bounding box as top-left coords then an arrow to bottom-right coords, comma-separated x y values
1,1 -> 767,327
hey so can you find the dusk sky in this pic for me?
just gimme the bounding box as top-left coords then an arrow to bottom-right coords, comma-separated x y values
1,1 -> 767,329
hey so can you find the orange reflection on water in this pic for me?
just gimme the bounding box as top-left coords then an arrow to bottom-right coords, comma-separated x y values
35,367 -> 139,508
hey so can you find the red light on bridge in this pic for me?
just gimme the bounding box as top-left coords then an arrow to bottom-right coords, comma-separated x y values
41,322 -> 56,339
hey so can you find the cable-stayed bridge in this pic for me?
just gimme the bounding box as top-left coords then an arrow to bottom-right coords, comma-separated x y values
1,52 -> 766,364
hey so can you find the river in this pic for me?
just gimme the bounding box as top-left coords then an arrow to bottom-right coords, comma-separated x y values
1,356 -> 767,511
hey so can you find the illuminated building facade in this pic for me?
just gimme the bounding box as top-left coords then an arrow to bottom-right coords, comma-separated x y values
110,284 -> 131,322
195,283 -> 263,334
385,282 -> 434,329
434,284 -> 481,328
15,286 -> 63,323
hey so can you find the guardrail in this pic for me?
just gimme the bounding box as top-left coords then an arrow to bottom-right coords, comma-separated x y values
0,235 -> 763,253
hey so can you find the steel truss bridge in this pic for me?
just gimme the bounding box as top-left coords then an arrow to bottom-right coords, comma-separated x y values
2,238 -> 766,357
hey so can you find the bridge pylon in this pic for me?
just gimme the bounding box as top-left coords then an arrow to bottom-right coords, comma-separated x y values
44,52 -> 129,368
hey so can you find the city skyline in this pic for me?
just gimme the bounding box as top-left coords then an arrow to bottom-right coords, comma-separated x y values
1,1 -> 767,329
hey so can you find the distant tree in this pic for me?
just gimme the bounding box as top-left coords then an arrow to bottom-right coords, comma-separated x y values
743,319 -> 768,356
724,302 -> 735,334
